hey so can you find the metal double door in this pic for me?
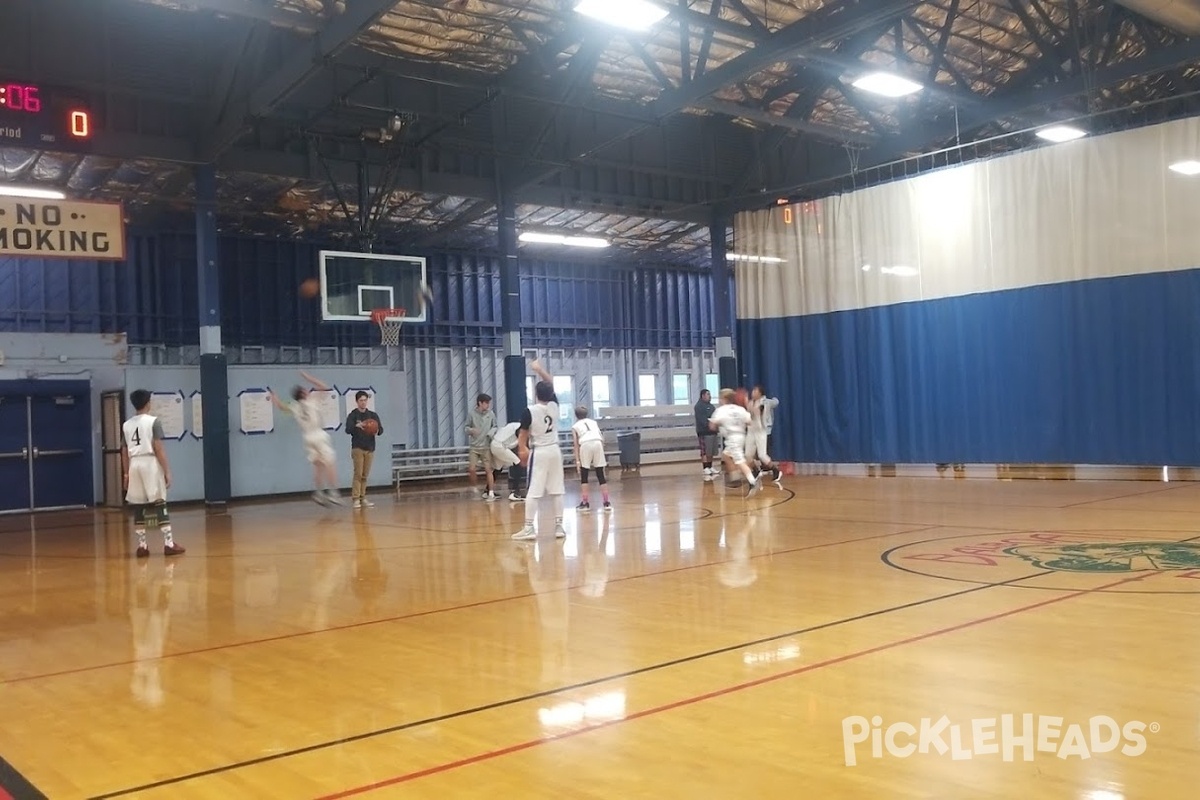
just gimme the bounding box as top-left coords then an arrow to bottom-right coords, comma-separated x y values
0,382 -> 93,513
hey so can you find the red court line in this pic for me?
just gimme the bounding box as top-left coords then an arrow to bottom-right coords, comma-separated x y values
0,787 -> 13,800
1,525 -> 933,686
315,569 -> 1155,799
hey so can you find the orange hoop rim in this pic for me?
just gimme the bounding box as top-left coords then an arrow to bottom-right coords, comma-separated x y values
369,307 -> 407,325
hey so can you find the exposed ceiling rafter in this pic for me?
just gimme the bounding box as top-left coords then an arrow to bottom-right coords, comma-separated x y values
744,30 -> 1200,209
198,0 -> 402,160
502,0 -> 924,196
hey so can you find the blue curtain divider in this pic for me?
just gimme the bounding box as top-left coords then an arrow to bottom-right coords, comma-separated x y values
736,269 -> 1200,466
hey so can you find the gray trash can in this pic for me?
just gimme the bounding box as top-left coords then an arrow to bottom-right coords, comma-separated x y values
617,432 -> 641,468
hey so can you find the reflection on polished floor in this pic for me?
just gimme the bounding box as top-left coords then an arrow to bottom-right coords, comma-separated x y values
2,465 -> 1200,799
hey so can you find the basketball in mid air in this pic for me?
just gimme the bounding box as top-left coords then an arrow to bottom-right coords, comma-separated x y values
299,278 -> 320,299
734,388 -> 750,408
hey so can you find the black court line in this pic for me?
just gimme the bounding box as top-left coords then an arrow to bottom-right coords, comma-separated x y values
4,493 -> 793,685
89,565 -> 1056,799
0,754 -> 48,800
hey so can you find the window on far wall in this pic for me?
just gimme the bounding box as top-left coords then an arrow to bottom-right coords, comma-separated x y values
638,374 -> 657,406
705,373 -> 719,396
553,375 -> 574,428
672,373 -> 690,405
591,375 -> 611,416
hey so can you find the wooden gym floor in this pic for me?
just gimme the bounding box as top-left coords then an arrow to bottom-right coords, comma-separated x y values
1,466 -> 1199,799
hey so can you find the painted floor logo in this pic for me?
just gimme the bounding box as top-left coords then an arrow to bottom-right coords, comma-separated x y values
1005,541 -> 1200,572
841,714 -> 1157,766
881,531 -> 1200,593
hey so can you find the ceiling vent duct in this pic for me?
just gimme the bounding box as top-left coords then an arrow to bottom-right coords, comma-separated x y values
1114,0 -> 1200,34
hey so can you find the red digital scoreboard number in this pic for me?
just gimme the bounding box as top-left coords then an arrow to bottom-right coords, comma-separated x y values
0,80 -> 94,150
70,110 -> 90,138
0,83 -> 42,113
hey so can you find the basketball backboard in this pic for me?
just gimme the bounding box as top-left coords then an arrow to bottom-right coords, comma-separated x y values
318,250 -> 427,322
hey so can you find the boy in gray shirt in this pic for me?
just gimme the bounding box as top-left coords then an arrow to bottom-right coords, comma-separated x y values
466,393 -> 498,500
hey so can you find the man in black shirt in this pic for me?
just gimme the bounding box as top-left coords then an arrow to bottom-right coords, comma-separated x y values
345,391 -> 384,508
694,389 -> 718,479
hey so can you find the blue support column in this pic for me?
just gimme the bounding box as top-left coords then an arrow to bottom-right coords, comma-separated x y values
498,194 -> 526,421
711,212 -> 739,389
196,164 -> 231,503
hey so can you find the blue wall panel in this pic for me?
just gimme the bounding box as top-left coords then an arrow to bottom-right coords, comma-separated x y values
737,269 -> 1200,466
0,230 -> 714,350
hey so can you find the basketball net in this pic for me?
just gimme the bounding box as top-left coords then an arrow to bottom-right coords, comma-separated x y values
370,308 -> 406,346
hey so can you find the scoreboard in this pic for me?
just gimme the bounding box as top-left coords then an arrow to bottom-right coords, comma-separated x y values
0,81 -> 95,152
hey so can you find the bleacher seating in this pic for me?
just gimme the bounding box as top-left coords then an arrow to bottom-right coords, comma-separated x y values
391,403 -> 700,489
594,404 -> 698,468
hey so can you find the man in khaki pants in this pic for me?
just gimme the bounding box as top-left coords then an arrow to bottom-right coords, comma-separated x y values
345,391 -> 384,508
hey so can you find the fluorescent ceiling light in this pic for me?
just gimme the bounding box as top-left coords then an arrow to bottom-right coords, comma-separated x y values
726,253 -> 784,263
574,0 -> 668,31
519,232 -> 567,244
0,185 -> 66,200
1035,125 -> 1086,143
1169,160 -> 1200,175
851,71 -> 922,98
519,231 -> 609,248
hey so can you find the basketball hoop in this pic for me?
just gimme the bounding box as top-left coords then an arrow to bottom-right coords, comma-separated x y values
370,307 -> 406,346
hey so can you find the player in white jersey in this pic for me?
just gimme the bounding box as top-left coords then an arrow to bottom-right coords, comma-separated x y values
571,405 -> 611,513
512,360 -> 567,541
269,370 -> 344,506
746,385 -> 782,487
491,420 -> 526,501
709,388 -> 761,497
121,389 -> 186,558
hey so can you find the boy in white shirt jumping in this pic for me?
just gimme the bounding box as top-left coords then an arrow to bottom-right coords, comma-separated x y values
709,388 -> 761,497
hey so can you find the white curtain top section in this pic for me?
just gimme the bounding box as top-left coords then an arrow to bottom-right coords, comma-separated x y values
734,114 -> 1200,320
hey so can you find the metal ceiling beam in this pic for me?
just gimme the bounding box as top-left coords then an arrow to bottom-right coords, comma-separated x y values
693,0 -> 725,79
334,49 -> 659,125
648,0 -> 923,118
506,0 -> 922,194
152,0 -> 321,32
1006,0 -> 1072,81
721,0 -> 769,38
694,98 -> 877,145
663,6 -> 764,43
737,33 -> 1200,208
198,0 -> 401,160
723,21 -> 899,200
628,35 -> 676,90
68,129 -> 714,223
884,33 -> 1200,157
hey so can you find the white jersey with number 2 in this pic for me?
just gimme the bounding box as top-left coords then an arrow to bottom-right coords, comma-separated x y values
527,401 -> 560,448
